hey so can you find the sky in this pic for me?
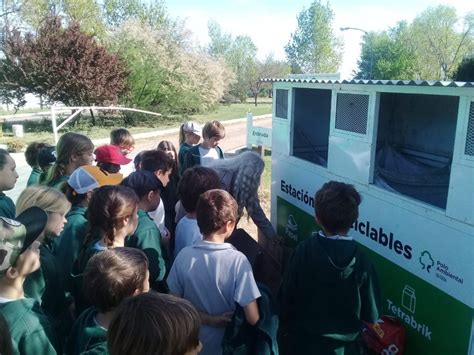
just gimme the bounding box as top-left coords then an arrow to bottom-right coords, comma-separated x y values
166,0 -> 473,79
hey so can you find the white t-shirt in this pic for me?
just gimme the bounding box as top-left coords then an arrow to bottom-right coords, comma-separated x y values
148,200 -> 167,237
174,216 -> 202,258
167,241 -> 261,355
199,146 -> 221,167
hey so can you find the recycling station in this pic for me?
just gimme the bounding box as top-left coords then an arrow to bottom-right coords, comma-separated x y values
265,77 -> 474,354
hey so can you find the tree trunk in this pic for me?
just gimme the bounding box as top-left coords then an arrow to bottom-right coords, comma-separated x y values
90,108 -> 96,126
254,94 -> 258,107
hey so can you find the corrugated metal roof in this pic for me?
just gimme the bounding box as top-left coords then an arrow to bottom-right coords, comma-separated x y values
261,78 -> 474,87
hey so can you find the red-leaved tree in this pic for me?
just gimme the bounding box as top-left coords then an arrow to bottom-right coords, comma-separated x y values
0,16 -> 127,109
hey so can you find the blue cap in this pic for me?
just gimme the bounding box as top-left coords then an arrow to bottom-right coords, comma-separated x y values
121,171 -> 163,198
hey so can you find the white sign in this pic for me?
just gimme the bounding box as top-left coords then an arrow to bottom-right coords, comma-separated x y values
246,112 -> 272,148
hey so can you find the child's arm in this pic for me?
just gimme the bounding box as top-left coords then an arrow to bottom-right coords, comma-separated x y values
199,311 -> 233,328
243,299 -> 260,325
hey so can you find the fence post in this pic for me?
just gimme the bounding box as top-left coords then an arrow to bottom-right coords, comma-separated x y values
51,104 -> 58,144
246,111 -> 253,150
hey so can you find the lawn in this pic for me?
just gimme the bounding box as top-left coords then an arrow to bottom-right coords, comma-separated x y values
0,100 -> 272,146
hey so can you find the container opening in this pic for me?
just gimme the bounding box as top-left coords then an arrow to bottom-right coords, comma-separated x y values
373,93 -> 458,209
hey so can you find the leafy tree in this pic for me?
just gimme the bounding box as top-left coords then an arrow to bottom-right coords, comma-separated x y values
0,16 -> 126,110
108,20 -> 233,114
249,54 -> 290,106
102,0 -> 168,31
356,22 -> 417,80
18,0 -> 105,37
208,21 -> 257,102
454,56 -> 474,81
410,6 -> 474,80
285,0 -> 342,73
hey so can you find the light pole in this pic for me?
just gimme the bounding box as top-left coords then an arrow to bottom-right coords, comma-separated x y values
340,27 -> 374,80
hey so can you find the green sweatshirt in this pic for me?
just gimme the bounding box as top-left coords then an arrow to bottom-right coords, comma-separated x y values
57,205 -> 88,289
126,209 -> 166,289
64,307 -> 108,355
71,238 -> 105,316
279,232 -> 381,355
47,175 -> 69,190
27,167 -> 43,186
0,298 -> 57,355
0,192 -> 15,218
24,240 -> 68,318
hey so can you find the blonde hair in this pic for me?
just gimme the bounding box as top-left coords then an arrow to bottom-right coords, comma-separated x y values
43,133 -> 94,186
110,128 -> 135,147
16,185 -> 71,216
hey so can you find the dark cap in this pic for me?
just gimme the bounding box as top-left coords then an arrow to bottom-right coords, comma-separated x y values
121,171 -> 163,198
37,146 -> 56,168
0,207 -> 47,274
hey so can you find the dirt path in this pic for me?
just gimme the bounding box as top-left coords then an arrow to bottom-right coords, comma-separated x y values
134,116 -> 272,153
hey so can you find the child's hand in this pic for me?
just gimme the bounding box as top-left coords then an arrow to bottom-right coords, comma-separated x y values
200,311 -> 234,327
211,312 -> 234,327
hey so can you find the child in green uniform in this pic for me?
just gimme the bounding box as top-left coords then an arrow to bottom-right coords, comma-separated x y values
16,185 -> 71,319
108,292 -> 202,355
64,247 -> 149,355
121,171 -> 166,291
0,206 -> 58,354
0,149 -> 19,219
24,142 -> 50,186
72,185 -> 139,315
183,120 -> 225,171
279,181 -> 382,355
42,133 -> 94,190
178,121 -> 201,176
57,165 -> 123,288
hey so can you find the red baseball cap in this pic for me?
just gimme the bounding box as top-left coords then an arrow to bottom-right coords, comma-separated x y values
94,144 -> 132,165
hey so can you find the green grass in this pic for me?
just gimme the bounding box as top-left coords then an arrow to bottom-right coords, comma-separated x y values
0,100 -> 272,146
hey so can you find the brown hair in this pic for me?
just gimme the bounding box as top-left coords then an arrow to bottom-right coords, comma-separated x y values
43,133 -> 94,186
110,128 -> 135,148
83,247 -> 148,313
24,142 -> 48,167
178,167 -> 221,213
140,150 -> 174,174
202,120 -> 225,140
196,189 -> 237,236
108,292 -> 201,355
157,140 -> 178,181
315,181 -> 362,235
84,185 -> 138,248
0,148 -> 11,170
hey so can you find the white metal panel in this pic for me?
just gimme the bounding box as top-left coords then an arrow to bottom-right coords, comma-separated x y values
446,162 -> 474,224
327,135 -> 373,184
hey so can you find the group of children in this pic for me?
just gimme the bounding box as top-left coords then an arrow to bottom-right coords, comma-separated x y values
0,119 -> 382,355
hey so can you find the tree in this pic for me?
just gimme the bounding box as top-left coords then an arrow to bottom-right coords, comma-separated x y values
102,0 -> 168,31
249,54 -> 290,106
18,0 -> 105,37
107,20 -> 233,114
454,56 -> 474,81
0,16 -> 126,111
285,0 -> 342,73
410,6 -> 474,80
356,22 -> 417,80
208,21 -> 257,102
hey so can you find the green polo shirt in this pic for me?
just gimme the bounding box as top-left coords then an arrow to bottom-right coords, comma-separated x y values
0,297 -> 57,355
24,240 -> 68,319
27,167 -> 43,186
0,192 -> 15,218
57,205 -> 88,289
64,307 -> 108,355
126,209 -> 166,289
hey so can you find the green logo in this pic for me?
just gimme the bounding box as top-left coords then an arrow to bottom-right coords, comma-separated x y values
419,250 -> 434,273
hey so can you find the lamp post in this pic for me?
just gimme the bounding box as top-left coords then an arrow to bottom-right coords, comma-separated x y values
340,27 -> 374,80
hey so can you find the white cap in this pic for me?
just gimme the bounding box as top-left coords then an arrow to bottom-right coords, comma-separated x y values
182,121 -> 201,136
